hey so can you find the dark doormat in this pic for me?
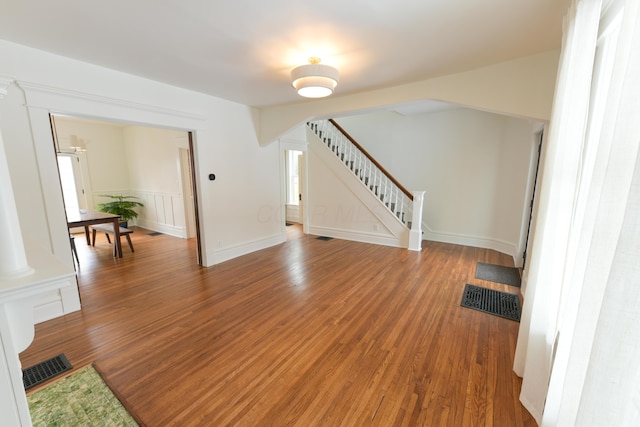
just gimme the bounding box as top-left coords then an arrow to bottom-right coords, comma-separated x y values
316,236 -> 333,241
475,262 -> 521,287
461,284 -> 520,322
23,353 -> 73,390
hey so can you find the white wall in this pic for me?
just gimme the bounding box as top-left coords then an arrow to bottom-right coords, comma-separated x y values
54,117 -> 130,205
308,140 -> 395,236
124,126 -> 186,195
124,126 -> 190,237
334,108 -> 535,261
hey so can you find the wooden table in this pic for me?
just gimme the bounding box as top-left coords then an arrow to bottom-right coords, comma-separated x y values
66,209 -> 122,258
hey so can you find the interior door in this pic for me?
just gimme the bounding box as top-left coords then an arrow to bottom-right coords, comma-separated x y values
57,153 -> 89,233
298,152 -> 306,227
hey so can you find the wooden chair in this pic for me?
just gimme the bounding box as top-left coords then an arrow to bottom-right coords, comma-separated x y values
70,235 -> 79,265
90,224 -> 134,256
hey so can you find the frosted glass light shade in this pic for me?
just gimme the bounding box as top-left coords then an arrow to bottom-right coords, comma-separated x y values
291,60 -> 339,98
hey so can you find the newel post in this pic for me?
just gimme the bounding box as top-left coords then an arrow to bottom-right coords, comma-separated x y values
408,191 -> 425,251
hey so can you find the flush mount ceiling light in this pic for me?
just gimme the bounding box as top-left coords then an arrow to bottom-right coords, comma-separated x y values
291,57 -> 339,98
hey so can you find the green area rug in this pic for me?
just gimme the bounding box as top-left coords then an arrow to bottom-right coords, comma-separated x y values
27,364 -> 139,426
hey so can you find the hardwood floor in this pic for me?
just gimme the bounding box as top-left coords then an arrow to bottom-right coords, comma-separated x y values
21,225 -> 535,426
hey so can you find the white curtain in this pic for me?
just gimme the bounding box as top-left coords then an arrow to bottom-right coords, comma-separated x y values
514,0 -> 640,425
513,0 -> 602,422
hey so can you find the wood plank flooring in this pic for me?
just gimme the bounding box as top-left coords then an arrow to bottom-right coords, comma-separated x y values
21,225 -> 535,426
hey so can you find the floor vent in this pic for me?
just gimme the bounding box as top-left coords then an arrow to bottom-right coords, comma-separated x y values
147,232 -> 163,236
23,353 -> 73,390
316,236 -> 333,241
460,284 -> 520,322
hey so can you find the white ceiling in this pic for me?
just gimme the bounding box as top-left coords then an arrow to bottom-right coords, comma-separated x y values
0,0 -> 569,108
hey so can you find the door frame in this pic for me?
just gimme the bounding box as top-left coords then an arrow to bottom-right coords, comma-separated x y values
179,146 -> 197,239
280,135 -> 308,236
50,114 -> 203,266
519,125 -> 545,269
21,82 -> 207,267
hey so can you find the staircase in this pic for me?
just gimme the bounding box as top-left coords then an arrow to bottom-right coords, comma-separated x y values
307,119 -> 425,251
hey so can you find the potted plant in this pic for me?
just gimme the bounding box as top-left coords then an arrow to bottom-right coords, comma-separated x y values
97,195 -> 144,228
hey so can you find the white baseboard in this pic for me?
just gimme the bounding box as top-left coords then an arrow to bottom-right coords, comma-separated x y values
423,224 -> 518,263
308,226 -> 407,249
33,280 -> 81,324
34,297 -> 65,324
135,219 -> 186,238
210,233 -> 285,266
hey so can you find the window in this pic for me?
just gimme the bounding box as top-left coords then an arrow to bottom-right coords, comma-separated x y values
57,154 -> 80,212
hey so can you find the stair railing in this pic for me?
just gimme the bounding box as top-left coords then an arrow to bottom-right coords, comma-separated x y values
307,120 -> 425,250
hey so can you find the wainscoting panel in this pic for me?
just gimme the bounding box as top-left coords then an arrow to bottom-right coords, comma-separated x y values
133,191 -> 186,238
286,204 -> 300,223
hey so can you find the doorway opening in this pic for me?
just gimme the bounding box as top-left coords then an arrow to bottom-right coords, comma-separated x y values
51,114 -> 202,265
285,150 -> 304,226
284,149 -> 305,241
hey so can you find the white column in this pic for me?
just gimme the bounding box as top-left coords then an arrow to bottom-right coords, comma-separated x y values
0,301 -> 34,426
408,191 -> 425,251
0,77 -> 33,279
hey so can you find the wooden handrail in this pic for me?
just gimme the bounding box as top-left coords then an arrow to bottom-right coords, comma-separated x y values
329,119 -> 414,201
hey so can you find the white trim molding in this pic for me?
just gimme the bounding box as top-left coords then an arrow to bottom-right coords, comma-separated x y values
211,233 -> 285,265
16,81 -> 206,127
0,74 -> 14,99
423,223 -> 518,264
